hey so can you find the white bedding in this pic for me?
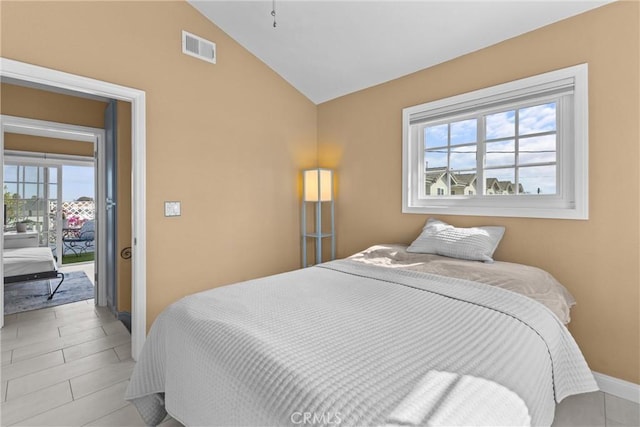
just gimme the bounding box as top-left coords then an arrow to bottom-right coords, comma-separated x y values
3,247 -> 57,277
126,259 -> 597,426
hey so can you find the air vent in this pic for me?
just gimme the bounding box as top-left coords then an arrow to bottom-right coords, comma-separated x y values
182,30 -> 216,64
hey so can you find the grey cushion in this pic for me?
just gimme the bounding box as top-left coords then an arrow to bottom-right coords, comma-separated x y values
407,218 -> 505,262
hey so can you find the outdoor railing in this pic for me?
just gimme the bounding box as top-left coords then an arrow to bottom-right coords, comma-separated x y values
4,199 -> 95,245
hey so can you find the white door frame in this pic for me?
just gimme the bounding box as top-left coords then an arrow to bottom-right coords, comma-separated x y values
1,115 -> 107,307
0,58 -> 147,361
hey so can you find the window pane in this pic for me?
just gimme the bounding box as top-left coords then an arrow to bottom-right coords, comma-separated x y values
486,110 -> 515,139
450,146 -> 476,171
424,124 -> 448,149
425,150 -> 447,170
48,168 -> 58,184
425,171 -> 448,196
485,140 -> 514,168
519,165 -> 556,195
519,102 -> 556,136
24,183 -> 38,199
4,183 -> 17,197
519,135 -> 556,165
403,64 -> 587,218
24,166 -> 39,183
62,165 -> 95,201
451,171 -> 477,196
450,119 -> 476,146
4,165 -> 17,182
485,168 -> 516,195
49,183 -> 57,196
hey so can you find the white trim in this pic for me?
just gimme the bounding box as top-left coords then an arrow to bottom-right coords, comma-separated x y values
0,58 -> 147,361
1,130 -> 4,320
2,114 -> 100,143
96,121 -> 107,308
593,371 -> 640,404
4,150 -> 94,166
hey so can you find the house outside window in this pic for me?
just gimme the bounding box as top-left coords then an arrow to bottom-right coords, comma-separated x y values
402,64 -> 588,220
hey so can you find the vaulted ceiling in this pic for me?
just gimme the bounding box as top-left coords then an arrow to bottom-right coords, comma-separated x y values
189,1 -> 613,104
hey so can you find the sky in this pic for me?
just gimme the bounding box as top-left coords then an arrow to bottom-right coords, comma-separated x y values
62,165 -> 95,200
4,164 -> 94,201
424,102 -> 557,194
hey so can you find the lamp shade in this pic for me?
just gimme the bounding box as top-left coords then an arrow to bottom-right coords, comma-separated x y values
303,168 -> 333,202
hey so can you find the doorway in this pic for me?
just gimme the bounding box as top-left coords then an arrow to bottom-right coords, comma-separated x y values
1,117 -> 107,306
3,153 -> 99,313
4,158 -> 96,267
0,57 -> 147,361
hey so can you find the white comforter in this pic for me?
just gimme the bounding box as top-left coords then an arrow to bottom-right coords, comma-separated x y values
126,260 -> 597,426
3,247 -> 57,277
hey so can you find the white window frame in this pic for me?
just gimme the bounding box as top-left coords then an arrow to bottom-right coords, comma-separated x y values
402,63 -> 588,220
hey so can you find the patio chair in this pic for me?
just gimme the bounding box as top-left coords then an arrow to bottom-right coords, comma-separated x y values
62,220 -> 95,256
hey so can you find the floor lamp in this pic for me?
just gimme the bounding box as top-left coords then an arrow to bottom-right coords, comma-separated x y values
301,168 -> 335,267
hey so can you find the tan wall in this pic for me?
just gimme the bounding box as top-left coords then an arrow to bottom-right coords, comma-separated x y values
4,0 -> 635,385
4,133 -> 94,157
0,1 -> 317,326
1,84 -> 133,314
0,83 -> 106,128
318,2 -> 640,383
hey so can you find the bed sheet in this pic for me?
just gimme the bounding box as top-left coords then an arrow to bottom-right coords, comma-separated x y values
3,247 -> 57,277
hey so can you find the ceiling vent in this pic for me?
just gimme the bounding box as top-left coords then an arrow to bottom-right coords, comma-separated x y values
182,30 -> 216,64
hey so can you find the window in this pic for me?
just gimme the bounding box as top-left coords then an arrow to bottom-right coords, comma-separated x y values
402,64 -> 588,219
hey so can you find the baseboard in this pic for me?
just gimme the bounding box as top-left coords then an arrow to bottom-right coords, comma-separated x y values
117,311 -> 132,333
593,371 -> 640,404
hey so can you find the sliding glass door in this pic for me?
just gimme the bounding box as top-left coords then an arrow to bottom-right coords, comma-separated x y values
4,155 -> 95,265
3,164 -> 62,255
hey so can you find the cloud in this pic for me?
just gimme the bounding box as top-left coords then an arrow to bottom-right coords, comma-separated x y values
486,111 -> 515,139
519,103 -> 556,135
423,101 -> 557,193
485,140 -> 514,168
424,124 -> 448,149
520,135 -> 556,165
450,119 -> 476,145
63,165 -> 95,200
519,165 -> 556,194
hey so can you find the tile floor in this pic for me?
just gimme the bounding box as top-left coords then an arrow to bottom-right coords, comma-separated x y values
1,299 -> 180,426
1,296 -> 638,426
553,390 -> 639,426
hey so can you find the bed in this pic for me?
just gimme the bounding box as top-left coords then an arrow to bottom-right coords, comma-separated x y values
3,247 -> 65,300
126,242 -> 597,426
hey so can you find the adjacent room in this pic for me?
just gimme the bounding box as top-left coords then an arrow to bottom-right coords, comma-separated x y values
3,158 -> 96,311
0,1 -> 638,426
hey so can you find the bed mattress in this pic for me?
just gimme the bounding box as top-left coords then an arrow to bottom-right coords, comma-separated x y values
3,247 -> 57,277
348,244 -> 577,324
126,259 -> 597,426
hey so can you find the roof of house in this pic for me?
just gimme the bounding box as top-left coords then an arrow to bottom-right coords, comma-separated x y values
425,171 -> 527,193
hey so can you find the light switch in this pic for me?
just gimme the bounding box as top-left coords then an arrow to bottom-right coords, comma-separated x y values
164,201 -> 181,217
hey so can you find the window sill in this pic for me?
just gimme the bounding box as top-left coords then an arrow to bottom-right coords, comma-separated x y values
401,203 -> 588,220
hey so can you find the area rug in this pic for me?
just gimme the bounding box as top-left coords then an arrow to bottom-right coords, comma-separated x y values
4,271 -> 94,315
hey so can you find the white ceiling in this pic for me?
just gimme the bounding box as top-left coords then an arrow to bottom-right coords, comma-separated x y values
189,1 -> 612,104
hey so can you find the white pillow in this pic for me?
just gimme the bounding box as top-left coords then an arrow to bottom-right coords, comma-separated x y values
407,218 -> 505,262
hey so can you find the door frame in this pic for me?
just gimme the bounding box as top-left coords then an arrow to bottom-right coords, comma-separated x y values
0,58 -> 147,361
1,116 -> 106,306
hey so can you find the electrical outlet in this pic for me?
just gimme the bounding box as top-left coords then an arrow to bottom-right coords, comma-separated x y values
164,201 -> 181,217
